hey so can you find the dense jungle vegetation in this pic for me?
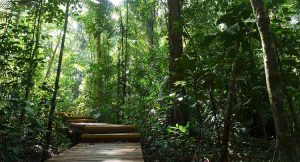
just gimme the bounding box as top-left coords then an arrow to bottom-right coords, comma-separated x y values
0,0 -> 299,161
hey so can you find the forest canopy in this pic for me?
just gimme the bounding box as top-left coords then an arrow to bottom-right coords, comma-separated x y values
0,0 -> 299,161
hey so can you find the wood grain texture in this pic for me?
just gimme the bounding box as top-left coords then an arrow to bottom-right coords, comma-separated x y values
69,123 -> 136,133
46,143 -> 144,162
66,116 -> 94,120
67,119 -> 96,123
48,115 -> 144,161
81,133 -> 140,142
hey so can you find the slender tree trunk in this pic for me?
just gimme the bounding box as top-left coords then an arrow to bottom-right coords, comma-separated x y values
122,1 -> 129,105
249,48 -> 267,138
220,57 -> 238,162
43,1 -> 70,159
250,0 -> 299,161
21,0 -> 43,123
193,76 -> 202,127
96,34 -> 102,60
96,34 -> 103,108
276,50 -> 300,140
121,14 -> 125,105
147,6 -> 156,49
116,53 -> 121,123
116,14 -> 124,124
167,0 -> 189,125
209,84 -> 221,145
45,33 -> 62,79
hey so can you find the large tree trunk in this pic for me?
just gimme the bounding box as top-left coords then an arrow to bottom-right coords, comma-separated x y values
250,0 -> 299,161
42,0 -> 70,159
167,0 -> 189,125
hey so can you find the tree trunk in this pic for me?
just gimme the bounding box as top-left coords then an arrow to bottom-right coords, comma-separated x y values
276,50 -> 300,141
167,0 -> 189,125
147,7 -> 156,48
21,0 -> 43,123
43,0 -> 70,159
250,0 -> 299,161
220,57 -> 238,162
122,1 -> 129,105
96,34 -> 103,108
45,33 -> 62,79
96,34 -> 102,60
209,84 -> 221,145
249,48 -> 267,138
193,75 -> 202,127
116,13 -> 124,124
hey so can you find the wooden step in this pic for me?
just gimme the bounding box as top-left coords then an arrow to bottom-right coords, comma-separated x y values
45,143 -> 144,161
81,133 -> 140,142
67,119 -> 96,123
66,116 -> 94,120
69,123 -> 136,133
84,124 -> 136,133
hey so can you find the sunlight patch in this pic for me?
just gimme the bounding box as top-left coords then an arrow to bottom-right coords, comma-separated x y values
90,0 -> 100,4
109,0 -> 123,6
91,0 -> 123,6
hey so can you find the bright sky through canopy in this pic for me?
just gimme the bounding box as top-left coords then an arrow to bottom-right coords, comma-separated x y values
91,0 -> 123,6
109,0 -> 123,6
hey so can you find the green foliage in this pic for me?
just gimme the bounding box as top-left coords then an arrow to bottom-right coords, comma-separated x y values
0,0 -> 299,161
0,0 -> 75,161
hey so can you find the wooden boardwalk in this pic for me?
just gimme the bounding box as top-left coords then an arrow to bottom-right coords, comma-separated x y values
46,143 -> 143,162
46,114 -> 144,162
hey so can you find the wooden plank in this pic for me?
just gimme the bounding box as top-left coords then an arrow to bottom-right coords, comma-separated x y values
69,123 -> 108,129
70,123 -> 126,127
67,119 -> 96,123
70,123 -> 136,133
69,123 -> 108,133
81,133 -> 140,139
85,125 -> 136,131
66,116 -> 94,120
81,133 -> 140,142
46,143 -> 144,162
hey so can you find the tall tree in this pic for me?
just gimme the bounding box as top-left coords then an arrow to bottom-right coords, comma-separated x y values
146,6 -> 156,48
220,56 -> 238,162
122,0 -> 129,104
95,33 -> 103,108
21,0 -> 44,123
250,0 -> 299,161
167,0 -> 189,125
45,32 -> 62,79
116,12 -> 124,123
43,0 -> 70,159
